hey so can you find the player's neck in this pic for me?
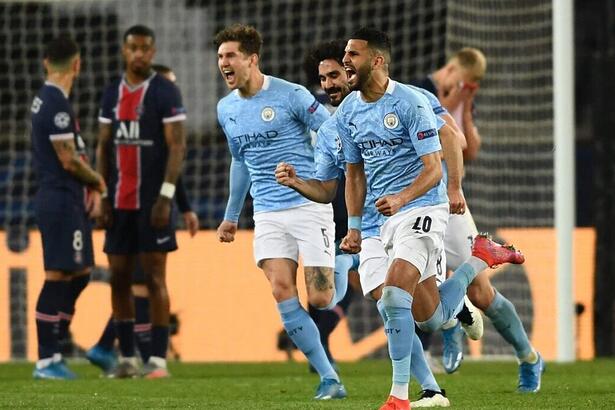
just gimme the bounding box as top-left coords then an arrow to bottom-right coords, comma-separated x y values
360,74 -> 388,103
45,73 -> 73,98
124,70 -> 152,87
238,70 -> 264,98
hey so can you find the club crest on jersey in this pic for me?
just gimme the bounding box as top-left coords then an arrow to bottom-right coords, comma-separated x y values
54,112 -> 70,129
261,107 -> 275,122
383,113 -> 399,129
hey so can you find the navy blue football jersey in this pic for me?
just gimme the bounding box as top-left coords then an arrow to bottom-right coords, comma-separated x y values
31,82 -> 88,211
98,72 -> 186,210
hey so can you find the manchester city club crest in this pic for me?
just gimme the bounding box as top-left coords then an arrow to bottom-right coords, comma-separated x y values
383,113 -> 399,129
54,112 -> 70,129
261,106 -> 275,122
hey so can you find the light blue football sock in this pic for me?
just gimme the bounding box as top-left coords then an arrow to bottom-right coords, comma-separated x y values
484,290 -> 533,359
410,332 -> 441,392
320,254 -> 358,310
278,297 -> 339,381
417,262 -> 479,332
381,286 -> 414,385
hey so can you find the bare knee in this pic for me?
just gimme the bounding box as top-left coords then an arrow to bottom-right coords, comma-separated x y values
305,266 -> 334,308
308,289 -> 335,309
270,277 -> 296,302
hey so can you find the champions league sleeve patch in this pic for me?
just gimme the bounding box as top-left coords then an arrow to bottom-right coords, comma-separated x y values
417,129 -> 437,140
308,99 -> 320,114
54,112 -> 71,129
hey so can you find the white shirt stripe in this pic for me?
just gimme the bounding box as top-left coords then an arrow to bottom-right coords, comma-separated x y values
162,113 -> 187,123
49,132 -> 74,141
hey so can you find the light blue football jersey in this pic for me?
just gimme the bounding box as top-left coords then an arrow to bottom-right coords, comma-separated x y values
217,75 -> 330,213
336,79 -> 448,217
313,116 -> 380,239
409,84 -> 451,184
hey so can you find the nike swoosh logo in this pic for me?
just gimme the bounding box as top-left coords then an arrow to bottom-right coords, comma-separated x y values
156,236 -> 171,245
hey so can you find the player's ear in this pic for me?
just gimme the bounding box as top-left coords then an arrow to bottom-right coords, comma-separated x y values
373,54 -> 385,69
43,58 -> 49,74
250,53 -> 259,66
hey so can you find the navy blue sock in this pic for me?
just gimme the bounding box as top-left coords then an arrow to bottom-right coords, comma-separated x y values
97,317 -> 116,350
151,326 -> 169,360
115,320 -> 135,357
35,280 -> 66,359
58,274 -> 90,343
134,296 -> 152,362
415,326 -> 432,350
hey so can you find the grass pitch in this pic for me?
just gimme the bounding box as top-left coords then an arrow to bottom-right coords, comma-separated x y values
1,359 -> 614,409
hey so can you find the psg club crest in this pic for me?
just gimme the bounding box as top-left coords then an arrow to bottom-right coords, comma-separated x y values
54,112 -> 70,129
383,113 -> 399,129
261,106 -> 275,122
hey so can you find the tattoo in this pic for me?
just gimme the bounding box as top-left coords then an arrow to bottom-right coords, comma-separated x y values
305,266 -> 333,292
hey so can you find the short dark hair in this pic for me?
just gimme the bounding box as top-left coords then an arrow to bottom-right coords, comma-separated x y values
302,40 -> 347,86
152,64 -> 172,75
123,25 -> 156,43
214,24 -> 262,56
45,33 -> 80,67
350,26 -> 391,56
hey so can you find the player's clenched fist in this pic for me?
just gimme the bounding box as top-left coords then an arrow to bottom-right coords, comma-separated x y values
217,220 -> 237,243
340,229 -> 362,254
375,194 -> 404,217
275,162 -> 297,187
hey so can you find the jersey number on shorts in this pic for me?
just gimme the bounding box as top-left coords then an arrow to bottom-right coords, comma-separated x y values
320,228 -> 330,248
72,230 -> 83,251
411,216 -> 432,232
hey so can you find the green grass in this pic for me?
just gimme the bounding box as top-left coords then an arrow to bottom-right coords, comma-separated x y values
1,360 -> 614,409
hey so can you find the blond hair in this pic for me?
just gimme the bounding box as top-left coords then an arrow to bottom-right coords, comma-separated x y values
450,47 -> 486,82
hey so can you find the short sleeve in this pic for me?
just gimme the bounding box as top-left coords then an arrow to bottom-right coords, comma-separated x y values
336,108 -> 362,164
98,85 -> 114,124
160,82 -> 187,123
47,96 -> 75,140
313,127 -> 343,182
289,85 -> 330,132
406,102 -> 442,157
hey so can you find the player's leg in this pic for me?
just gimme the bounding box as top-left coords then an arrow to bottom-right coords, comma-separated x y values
255,208 -> 345,399
132,263 -> 152,364
440,211 -> 482,372
86,316 -> 117,373
104,209 -> 140,377
34,209 -> 93,379
108,253 -> 138,377
358,236 -> 449,407
140,251 -> 170,377
34,270 -> 71,379
467,273 -> 544,392
136,206 -> 177,378
377,204 -> 451,410
409,332 -> 450,408
57,270 -> 90,356
307,287 -> 354,372
296,203 -> 351,310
